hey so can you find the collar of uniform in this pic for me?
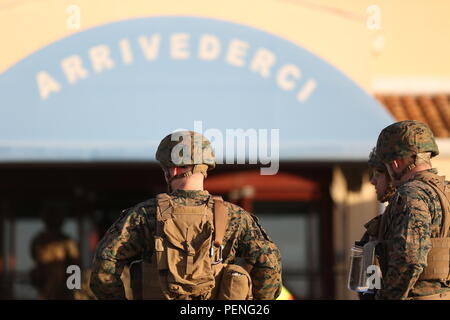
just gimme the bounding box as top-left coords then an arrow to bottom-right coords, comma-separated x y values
395,168 -> 439,187
398,168 -> 439,186
412,168 -> 438,180
170,189 -> 210,198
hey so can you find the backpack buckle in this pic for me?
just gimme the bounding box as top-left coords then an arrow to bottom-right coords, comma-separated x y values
210,244 -> 224,265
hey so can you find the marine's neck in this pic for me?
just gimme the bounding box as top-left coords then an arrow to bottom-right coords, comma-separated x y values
170,178 -> 204,191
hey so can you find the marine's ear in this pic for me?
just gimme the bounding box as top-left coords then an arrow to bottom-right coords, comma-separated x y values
169,167 -> 179,177
391,159 -> 402,170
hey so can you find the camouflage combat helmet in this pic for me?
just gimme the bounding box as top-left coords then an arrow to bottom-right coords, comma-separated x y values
156,131 -> 215,181
368,147 -> 385,172
376,120 -> 439,163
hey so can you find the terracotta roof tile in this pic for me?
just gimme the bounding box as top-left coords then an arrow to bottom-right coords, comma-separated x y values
376,94 -> 450,138
434,95 -> 450,131
377,95 -> 409,120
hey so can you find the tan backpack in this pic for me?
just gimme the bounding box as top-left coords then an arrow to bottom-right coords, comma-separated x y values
417,174 -> 450,282
133,193 -> 253,300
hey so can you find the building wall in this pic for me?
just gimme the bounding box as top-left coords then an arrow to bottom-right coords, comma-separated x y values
0,0 -> 372,89
372,0 -> 450,78
432,157 -> 450,178
2,0 -> 450,92
331,165 -> 379,300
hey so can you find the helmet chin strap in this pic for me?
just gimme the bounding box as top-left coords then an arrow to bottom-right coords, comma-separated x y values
390,160 -> 416,185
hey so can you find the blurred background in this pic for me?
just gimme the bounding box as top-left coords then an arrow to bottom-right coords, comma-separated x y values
1,0 -> 450,300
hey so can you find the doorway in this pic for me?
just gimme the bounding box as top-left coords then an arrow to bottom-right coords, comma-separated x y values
205,168 -> 334,299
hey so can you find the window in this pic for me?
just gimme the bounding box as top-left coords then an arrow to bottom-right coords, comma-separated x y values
253,201 -> 321,299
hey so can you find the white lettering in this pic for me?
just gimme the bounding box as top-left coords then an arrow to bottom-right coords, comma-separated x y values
89,45 -> 115,73
297,79 -> 317,102
249,48 -> 276,78
225,129 -> 258,165
277,64 -> 301,91
258,129 -> 280,175
171,132 -> 192,165
204,128 -> 224,164
138,34 -> 161,60
66,5 -> 81,30
366,265 -> 382,289
179,304 -> 214,317
66,265 -> 81,289
61,55 -> 89,84
226,39 -> 249,67
171,33 -> 190,60
171,121 -> 280,175
119,38 -> 134,65
367,5 -> 381,30
37,71 -> 61,100
198,34 -> 220,61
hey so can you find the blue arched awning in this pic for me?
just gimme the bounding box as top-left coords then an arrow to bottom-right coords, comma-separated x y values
0,16 -> 394,163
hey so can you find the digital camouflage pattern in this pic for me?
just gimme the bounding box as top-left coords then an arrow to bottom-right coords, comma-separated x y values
90,189 -> 282,300
376,120 -> 439,163
375,169 -> 450,299
156,131 -> 216,169
362,215 -> 382,242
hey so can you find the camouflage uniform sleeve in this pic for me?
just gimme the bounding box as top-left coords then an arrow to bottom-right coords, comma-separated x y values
238,211 -> 282,300
375,190 -> 432,300
89,208 -> 147,300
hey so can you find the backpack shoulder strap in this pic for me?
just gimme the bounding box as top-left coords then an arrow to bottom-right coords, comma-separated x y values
155,193 -> 172,215
209,196 -> 228,247
441,182 -> 450,238
419,176 -> 450,238
155,193 -> 173,236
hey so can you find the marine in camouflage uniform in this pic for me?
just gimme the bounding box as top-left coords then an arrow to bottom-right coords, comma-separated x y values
357,148 -> 394,300
360,147 -> 395,245
89,131 -> 282,300
374,120 -> 450,300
